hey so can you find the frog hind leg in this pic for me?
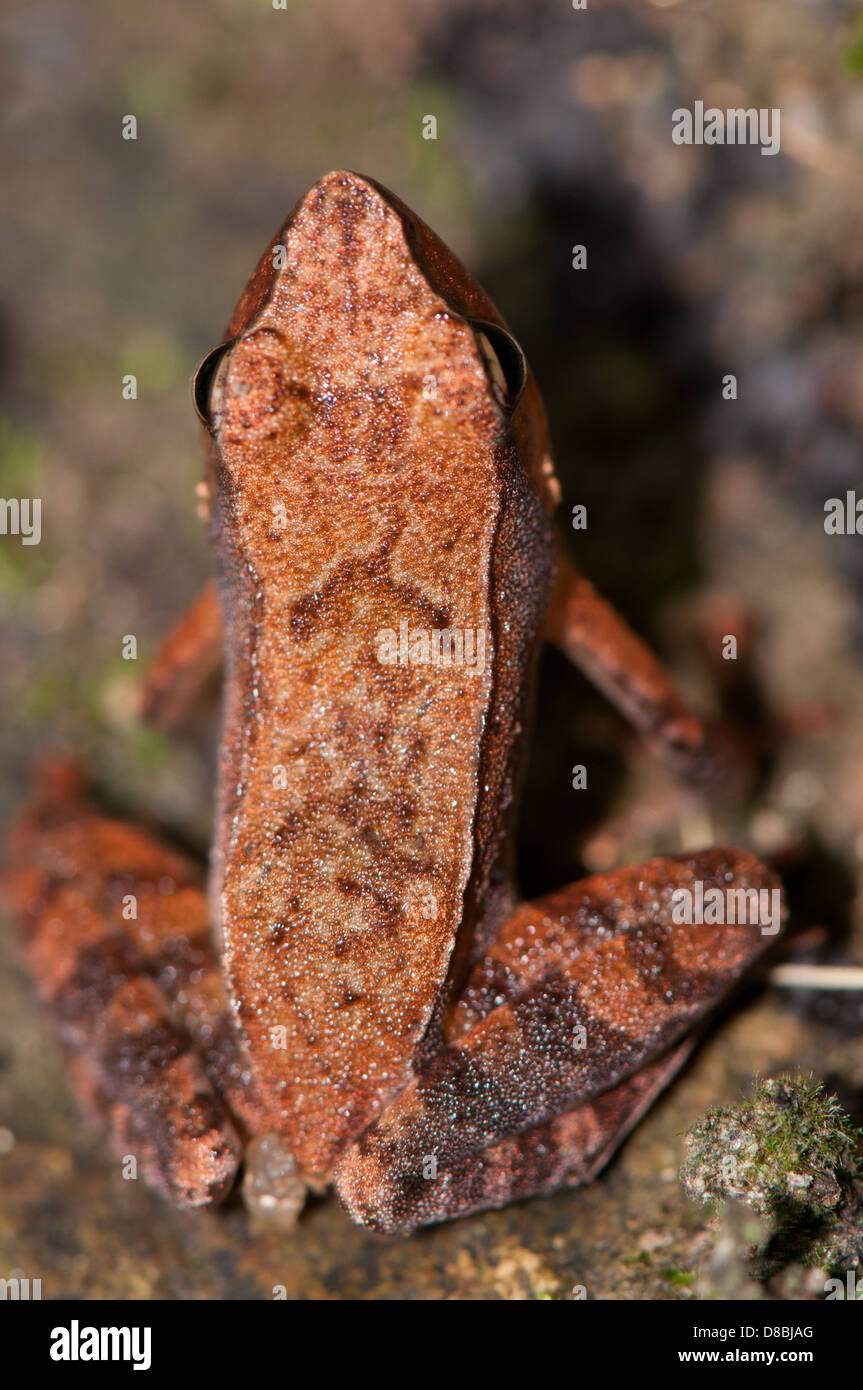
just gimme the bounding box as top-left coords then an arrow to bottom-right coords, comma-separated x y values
3,759 -> 251,1208
338,1041 -> 694,1233
334,847 -> 781,1233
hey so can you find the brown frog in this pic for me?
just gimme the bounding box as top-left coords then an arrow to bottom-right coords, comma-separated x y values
5,172 -> 780,1233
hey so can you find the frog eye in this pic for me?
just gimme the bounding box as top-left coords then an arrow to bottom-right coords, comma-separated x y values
471,319 -> 527,414
192,341 -> 234,432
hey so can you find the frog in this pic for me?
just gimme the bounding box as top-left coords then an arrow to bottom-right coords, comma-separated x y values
4,171 -> 781,1234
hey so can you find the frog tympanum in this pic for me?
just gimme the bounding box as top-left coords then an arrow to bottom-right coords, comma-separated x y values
5,172 -> 780,1233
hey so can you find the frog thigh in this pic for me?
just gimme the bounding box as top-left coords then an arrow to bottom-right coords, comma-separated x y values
333,848 -> 780,1232
3,760 -> 254,1208
336,1040 -> 694,1234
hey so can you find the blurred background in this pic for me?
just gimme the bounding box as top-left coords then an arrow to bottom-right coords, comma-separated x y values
1,0 -> 862,1299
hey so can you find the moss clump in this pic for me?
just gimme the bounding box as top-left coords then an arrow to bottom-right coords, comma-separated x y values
680,1076 -> 863,1277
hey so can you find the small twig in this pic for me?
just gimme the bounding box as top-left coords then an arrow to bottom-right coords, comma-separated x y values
769,963 -> 863,992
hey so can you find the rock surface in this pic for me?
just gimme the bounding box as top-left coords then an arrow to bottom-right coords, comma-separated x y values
1,0 -> 861,1299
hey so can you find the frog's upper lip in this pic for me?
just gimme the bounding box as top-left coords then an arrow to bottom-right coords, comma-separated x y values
281,170 -> 409,272
222,171 -> 406,343
312,169 -> 383,196
299,169 -> 395,221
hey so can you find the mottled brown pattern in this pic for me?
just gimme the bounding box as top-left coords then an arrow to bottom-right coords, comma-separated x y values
206,172 -> 554,1178
138,580 -> 223,727
4,761 -> 256,1204
544,558 -> 712,782
5,173 -> 784,1231
332,849 -> 779,1227
336,1042 -> 695,1234
451,849 -> 780,1034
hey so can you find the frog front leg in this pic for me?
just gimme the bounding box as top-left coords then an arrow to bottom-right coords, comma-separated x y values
334,848 -> 781,1233
544,555 -> 714,784
139,579 -> 222,727
3,759 -> 257,1207
141,555 -> 719,789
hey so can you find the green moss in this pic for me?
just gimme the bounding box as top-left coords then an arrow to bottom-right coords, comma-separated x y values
681,1076 -> 863,1278
660,1267 -> 696,1287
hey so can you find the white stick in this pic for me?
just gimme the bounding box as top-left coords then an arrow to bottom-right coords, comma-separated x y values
769,963 -> 863,991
